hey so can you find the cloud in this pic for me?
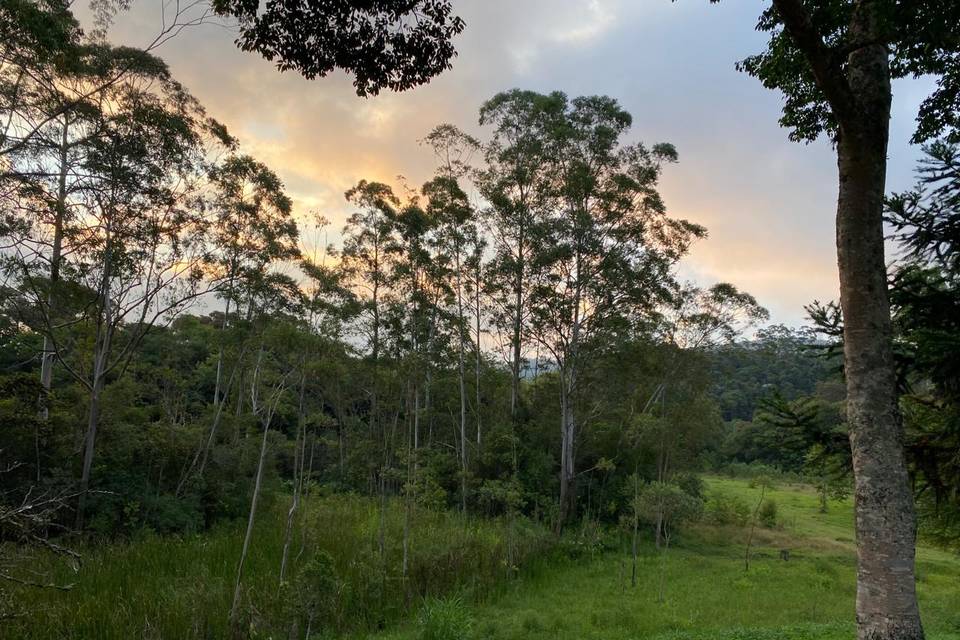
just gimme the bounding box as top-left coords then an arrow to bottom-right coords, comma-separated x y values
550,0 -> 617,44
83,0 -> 934,327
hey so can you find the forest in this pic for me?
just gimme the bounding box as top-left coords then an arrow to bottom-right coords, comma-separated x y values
1,1 -> 959,639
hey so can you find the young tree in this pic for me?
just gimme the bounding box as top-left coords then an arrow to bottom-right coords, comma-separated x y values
634,481 -> 703,602
711,3 -> 960,636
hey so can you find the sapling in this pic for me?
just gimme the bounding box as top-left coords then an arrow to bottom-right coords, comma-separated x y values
635,481 -> 703,602
745,475 -> 774,571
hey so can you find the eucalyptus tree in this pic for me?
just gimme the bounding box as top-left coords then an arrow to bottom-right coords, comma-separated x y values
342,181 -> 402,372
56,66 -> 218,524
1,44 -> 203,417
1,0 -> 83,163
207,154 -> 297,406
423,124 -> 484,455
1,40 -> 233,522
710,2 -> 960,634
465,220 -> 487,446
478,90 -> 566,417
0,0 -> 220,160
340,179 -> 402,591
526,93 -> 704,529
423,175 -> 475,511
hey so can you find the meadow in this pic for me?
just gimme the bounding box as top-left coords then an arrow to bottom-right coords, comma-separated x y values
377,477 -> 960,640
5,477 -> 959,639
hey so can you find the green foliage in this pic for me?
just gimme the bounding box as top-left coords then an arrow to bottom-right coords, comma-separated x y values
214,0 -> 465,97
676,473 -> 706,501
5,495 -> 556,639
735,1 -> 960,144
417,596 -> 473,640
634,482 -> 704,538
758,499 -> 778,528
375,478 -> 960,640
704,490 -> 751,527
804,445 -> 850,514
710,325 -> 832,423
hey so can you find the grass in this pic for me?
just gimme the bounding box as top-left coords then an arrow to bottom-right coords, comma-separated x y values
4,492 -> 555,639
6,478 -> 959,639
372,476 -> 960,640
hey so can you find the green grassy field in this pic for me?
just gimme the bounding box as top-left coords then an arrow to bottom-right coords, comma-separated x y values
375,476 -> 960,640
6,478 -> 959,639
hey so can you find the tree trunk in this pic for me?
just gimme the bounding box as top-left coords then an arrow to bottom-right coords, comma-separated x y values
769,1 -> 925,634
835,26 -> 923,640
475,267 -> 482,447
557,372 -> 576,532
213,271 -> 235,405
230,389 -> 281,630
631,474 -> 639,588
455,250 -> 468,514
279,370 -> 308,585
39,118 -> 70,423
511,280 -> 522,416
76,375 -> 104,528
77,221 -> 114,529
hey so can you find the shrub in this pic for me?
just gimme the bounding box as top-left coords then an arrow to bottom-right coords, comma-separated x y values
704,491 -> 751,527
418,596 -> 473,640
758,499 -> 778,528
748,473 -> 778,490
676,473 -> 706,500
294,551 -> 340,630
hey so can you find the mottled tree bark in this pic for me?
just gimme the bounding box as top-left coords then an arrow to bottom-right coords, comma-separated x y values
769,1 -> 926,636
835,16 -> 922,640
837,103 -> 924,640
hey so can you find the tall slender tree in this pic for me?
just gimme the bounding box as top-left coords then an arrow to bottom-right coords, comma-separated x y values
478,90 -> 565,418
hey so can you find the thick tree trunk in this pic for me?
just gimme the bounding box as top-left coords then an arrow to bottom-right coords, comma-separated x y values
837,39 -> 924,640
770,0 -> 925,633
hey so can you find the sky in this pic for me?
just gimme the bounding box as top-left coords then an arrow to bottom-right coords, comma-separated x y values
94,0 -> 935,327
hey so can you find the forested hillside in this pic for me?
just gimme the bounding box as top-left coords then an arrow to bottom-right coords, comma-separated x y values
2,1 -> 960,639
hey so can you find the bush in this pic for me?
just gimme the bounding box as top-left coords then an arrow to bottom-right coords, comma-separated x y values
676,473 -> 706,500
418,596 -> 473,640
704,491 -> 751,527
758,499 -> 778,528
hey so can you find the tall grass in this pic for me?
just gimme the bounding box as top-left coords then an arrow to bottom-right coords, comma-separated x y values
5,493 -> 555,639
